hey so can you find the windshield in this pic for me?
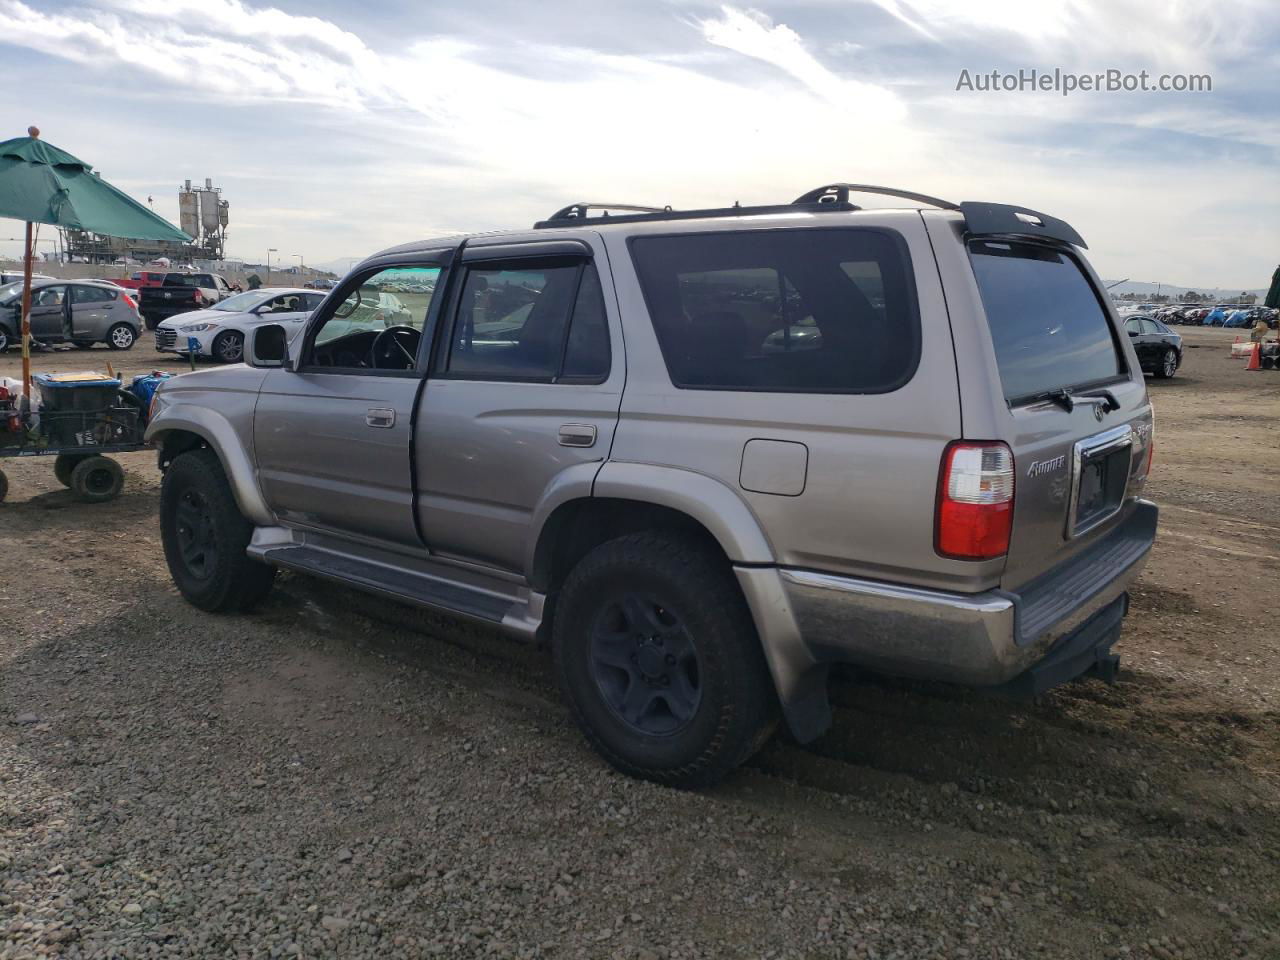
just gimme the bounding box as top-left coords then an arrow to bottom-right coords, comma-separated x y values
213,291 -> 275,312
0,281 -> 19,305
968,240 -> 1124,403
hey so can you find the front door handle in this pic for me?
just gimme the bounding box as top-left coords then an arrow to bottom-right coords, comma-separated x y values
366,407 -> 395,429
558,423 -> 597,448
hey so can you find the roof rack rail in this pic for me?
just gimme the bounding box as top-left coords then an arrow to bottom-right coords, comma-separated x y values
544,202 -> 668,222
792,183 -> 961,211
533,198 -> 859,229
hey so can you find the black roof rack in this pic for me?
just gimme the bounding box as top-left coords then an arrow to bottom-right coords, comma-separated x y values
533,184 -> 1086,247
543,202 -> 669,222
533,198 -> 858,229
792,183 -> 961,210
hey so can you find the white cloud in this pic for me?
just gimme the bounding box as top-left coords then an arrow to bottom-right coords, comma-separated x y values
0,0 -> 1273,288
696,6 -> 903,120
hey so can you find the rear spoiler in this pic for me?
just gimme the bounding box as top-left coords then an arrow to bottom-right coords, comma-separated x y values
959,201 -> 1087,249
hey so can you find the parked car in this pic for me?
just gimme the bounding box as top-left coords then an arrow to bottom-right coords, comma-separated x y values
0,278 -> 142,351
138,272 -> 235,330
145,185 -> 1157,787
155,288 -> 325,363
1123,315 -> 1182,378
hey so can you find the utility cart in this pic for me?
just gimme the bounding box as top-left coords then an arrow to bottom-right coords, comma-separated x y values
0,371 -> 164,503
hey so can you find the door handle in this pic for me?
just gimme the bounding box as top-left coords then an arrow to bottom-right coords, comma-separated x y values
558,424 -> 597,448
365,407 -> 395,429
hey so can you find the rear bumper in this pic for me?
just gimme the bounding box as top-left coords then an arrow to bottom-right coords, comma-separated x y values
738,499 -> 1157,739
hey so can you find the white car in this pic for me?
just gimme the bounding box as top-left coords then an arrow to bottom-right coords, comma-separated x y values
154,288 -> 325,363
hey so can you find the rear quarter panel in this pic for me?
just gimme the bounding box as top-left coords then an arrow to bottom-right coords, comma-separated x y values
605,210 -> 992,592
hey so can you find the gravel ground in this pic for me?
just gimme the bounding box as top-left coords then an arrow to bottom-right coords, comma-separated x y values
1,329 -> 1277,959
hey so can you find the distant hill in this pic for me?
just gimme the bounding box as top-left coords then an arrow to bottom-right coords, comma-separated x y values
1103,280 -> 1266,300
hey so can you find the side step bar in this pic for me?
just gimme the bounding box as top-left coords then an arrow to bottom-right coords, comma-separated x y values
255,543 -> 541,639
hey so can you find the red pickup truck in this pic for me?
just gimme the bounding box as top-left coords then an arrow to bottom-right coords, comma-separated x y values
111,270 -> 169,296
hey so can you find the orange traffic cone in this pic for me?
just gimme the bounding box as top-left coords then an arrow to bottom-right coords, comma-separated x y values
1245,341 -> 1261,371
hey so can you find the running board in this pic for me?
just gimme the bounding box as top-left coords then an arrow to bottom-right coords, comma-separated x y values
251,541 -> 542,640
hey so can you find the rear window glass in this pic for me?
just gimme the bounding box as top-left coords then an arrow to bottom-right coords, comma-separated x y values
629,229 -> 920,393
968,240 -> 1124,402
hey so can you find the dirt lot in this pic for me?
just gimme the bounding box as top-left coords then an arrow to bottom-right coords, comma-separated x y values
1,329 -> 1277,959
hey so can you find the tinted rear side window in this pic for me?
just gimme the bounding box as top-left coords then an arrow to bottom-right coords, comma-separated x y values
630,229 -> 920,392
968,240 -> 1124,402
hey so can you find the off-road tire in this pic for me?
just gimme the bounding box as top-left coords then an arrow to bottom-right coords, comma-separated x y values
69,456 -> 124,503
1154,347 -> 1178,379
553,532 -> 778,788
54,453 -> 91,488
160,448 -> 276,613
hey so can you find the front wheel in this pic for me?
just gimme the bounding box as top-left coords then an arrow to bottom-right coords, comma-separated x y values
0,327 -> 10,352
211,330 -> 244,364
1154,347 -> 1178,379
160,448 -> 275,612
553,532 -> 777,788
106,323 -> 136,350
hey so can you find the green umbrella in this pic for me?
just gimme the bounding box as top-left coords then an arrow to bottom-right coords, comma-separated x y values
0,127 -> 191,391
1265,265 -> 1280,310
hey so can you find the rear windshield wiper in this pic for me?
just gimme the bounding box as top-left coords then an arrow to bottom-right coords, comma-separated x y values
1010,387 -> 1120,414
1010,388 -> 1075,411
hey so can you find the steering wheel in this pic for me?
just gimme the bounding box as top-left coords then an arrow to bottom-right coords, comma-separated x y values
369,325 -> 420,369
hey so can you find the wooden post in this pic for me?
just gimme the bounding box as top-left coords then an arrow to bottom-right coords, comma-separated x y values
20,220 -> 33,396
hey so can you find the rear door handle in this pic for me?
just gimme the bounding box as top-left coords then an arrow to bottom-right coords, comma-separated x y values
366,407 -> 395,428
558,423 -> 597,448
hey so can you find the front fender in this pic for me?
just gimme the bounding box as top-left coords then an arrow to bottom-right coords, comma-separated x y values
146,402 -> 273,525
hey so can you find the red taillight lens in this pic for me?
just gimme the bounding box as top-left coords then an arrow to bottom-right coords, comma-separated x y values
192,290 -> 204,305
122,293 -> 137,309
936,441 -> 1015,560
0,386 -> 9,402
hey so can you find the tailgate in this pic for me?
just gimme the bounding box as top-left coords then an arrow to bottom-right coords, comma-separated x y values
963,236 -> 1153,591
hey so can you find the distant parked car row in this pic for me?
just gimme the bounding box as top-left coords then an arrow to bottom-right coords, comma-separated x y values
1122,303 -> 1278,328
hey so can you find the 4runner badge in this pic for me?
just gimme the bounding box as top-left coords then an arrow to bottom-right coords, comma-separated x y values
1027,455 -> 1065,478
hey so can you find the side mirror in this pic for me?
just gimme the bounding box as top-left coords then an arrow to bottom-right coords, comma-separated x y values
246,323 -> 289,368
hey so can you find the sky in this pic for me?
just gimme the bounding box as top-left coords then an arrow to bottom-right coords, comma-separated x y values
0,0 -> 1277,288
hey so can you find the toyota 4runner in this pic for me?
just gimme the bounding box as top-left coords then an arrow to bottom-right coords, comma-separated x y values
145,184 -> 1158,787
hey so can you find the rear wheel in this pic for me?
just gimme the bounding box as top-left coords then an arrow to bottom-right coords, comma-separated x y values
1154,347 -> 1178,379
106,323 -> 136,350
160,448 -> 275,612
54,453 -> 91,488
212,330 -> 244,364
553,532 -> 777,788
69,456 -> 124,503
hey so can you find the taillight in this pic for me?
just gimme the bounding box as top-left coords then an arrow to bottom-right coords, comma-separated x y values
122,293 -> 137,310
192,290 -> 204,305
0,386 -> 9,402
936,441 -> 1015,560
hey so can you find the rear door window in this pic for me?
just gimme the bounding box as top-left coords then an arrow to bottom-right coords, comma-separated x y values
629,228 -> 919,392
968,240 -> 1125,403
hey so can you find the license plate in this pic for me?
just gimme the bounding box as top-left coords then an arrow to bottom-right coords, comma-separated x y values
1077,458 -> 1108,519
